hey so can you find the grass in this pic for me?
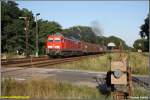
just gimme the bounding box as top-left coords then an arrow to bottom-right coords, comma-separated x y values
54,52 -> 149,75
57,54 -> 109,72
129,52 -> 149,75
1,52 -> 26,59
2,78 -> 148,99
1,78 -> 106,99
132,85 -> 148,97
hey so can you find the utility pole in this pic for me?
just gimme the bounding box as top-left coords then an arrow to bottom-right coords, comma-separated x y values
19,17 -> 29,57
35,13 -> 40,57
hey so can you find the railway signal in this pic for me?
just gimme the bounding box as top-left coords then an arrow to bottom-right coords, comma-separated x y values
19,17 -> 29,57
35,13 -> 40,57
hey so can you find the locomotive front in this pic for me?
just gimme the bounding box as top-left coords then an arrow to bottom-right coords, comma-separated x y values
46,34 -> 63,57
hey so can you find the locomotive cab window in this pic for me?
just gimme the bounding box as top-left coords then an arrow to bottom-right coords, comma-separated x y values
48,38 -> 53,42
54,38 -> 61,42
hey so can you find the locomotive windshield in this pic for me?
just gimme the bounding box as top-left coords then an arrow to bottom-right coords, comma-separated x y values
48,38 -> 53,42
54,38 -> 61,42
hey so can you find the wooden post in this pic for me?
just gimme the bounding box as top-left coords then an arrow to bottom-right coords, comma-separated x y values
110,56 -> 132,99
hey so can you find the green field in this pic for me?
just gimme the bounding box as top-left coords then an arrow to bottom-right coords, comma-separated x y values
54,52 -> 149,75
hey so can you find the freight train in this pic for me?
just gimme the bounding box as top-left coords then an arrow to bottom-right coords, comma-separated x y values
46,32 -> 106,57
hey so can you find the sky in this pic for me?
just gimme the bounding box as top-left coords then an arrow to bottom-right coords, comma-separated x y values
16,1 -> 149,47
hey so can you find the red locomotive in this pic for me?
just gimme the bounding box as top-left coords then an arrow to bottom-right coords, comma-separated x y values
46,32 -> 105,57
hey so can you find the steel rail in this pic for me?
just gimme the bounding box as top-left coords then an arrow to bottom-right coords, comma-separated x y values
1,56 -> 49,65
132,76 -> 149,89
1,55 -> 100,74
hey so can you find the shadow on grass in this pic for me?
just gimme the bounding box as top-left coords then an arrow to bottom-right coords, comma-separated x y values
96,84 -> 111,97
93,71 -> 114,100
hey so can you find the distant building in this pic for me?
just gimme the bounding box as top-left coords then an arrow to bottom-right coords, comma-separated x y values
107,42 -> 116,50
138,49 -> 142,53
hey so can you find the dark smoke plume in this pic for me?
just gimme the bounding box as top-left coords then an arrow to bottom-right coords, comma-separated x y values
91,20 -> 104,36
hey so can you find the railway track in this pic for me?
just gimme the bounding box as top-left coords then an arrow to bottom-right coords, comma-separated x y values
1,56 -> 49,65
132,76 -> 149,89
1,55 -> 100,73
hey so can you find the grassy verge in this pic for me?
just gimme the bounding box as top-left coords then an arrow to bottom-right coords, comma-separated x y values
1,78 -> 105,99
132,86 -> 148,97
2,78 -> 148,99
54,52 -> 149,75
129,52 -> 149,75
1,52 -> 26,59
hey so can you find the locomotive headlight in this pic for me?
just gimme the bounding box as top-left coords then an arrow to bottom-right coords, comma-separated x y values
55,46 -> 60,49
48,46 -> 52,48
113,69 -> 122,79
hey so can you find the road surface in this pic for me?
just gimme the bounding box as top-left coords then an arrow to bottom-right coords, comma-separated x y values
2,67 -> 106,87
1,67 -> 149,88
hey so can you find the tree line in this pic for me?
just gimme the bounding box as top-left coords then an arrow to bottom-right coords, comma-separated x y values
3,1 -> 146,56
2,1 -> 62,55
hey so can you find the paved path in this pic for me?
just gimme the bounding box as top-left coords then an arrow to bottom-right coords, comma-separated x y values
2,67 -> 106,87
2,67 -> 149,88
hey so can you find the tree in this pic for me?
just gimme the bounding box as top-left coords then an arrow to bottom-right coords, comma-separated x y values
96,36 -> 108,45
1,1 -> 62,55
2,1 -> 36,54
140,14 -> 149,39
105,36 -> 129,49
1,1 -> 23,52
133,39 -> 148,51
138,14 -> 149,52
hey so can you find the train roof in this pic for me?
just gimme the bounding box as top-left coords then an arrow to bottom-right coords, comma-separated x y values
48,32 -> 80,41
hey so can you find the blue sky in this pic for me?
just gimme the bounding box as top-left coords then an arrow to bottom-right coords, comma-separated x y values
16,1 -> 149,47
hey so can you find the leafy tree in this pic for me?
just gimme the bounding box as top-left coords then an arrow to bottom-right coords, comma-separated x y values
137,14 -> 149,52
96,36 -> 108,46
105,36 -> 129,49
1,1 -> 63,55
140,14 -> 149,39
2,1 -> 36,55
133,39 -> 148,51
1,1 -> 23,52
